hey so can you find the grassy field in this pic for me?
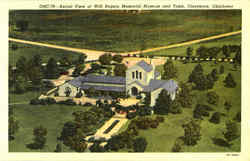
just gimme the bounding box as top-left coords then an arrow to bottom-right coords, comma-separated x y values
9,10 -> 241,52
143,34 -> 241,57
139,61 -> 241,152
9,42 -> 82,66
9,103 -> 92,152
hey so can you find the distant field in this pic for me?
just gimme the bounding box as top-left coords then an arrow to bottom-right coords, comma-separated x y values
9,42 -> 83,66
143,34 -> 241,57
9,103 -> 92,152
9,10 -> 241,52
141,61 -> 241,152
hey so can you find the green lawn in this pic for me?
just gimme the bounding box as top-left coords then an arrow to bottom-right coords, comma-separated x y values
9,10 -> 241,52
139,61 -> 241,152
9,42 -> 82,66
144,34 -> 241,57
9,104 -> 92,152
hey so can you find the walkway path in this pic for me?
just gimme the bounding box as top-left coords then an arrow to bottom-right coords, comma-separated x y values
9,30 -> 241,61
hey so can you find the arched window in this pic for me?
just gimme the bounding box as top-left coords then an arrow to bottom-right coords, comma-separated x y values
132,72 -> 135,79
136,71 -> 138,79
139,72 -> 142,80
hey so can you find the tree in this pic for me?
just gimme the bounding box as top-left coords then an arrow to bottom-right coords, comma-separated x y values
54,143 -> 62,152
154,90 -> 181,115
177,82 -> 193,108
9,115 -> 19,141
28,66 -> 43,87
224,100 -> 232,112
16,56 -> 28,77
133,137 -> 147,152
193,104 -> 213,119
59,56 -> 73,66
162,60 -> 177,80
234,49 -> 241,65
223,120 -> 239,143
114,63 -> 127,77
113,55 -> 123,63
31,55 -> 42,67
196,46 -> 208,58
224,73 -> 236,88
207,91 -> 219,105
77,54 -> 87,65
16,20 -> 29,32
222,45 -> 230,57
219,65 -> 224,74
186,47 -> 193,57
182,119 -> 201,146
99,53 -> 113,65
188,64 -> 203,83
44,58 -> 59,79
234,111 -> 241,122
210,68 -> 219,81
27,125 -> 47,149
209,112 -> 221,124
154,90 -> 172,115
14,75 -> 28,94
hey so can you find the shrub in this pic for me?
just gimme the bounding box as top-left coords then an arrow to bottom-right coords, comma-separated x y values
150,120 -> 159,128
209,112 -> 221,124
207,91 -> 219,105
83,102 -> 93,106
234,111 -> 241,122
172,138 -> 184,152
193,104 -> 212,119
133,137 -> 147,152
30,98 -> 41,105
156,116 -> 165,123
127,112 -> 137,119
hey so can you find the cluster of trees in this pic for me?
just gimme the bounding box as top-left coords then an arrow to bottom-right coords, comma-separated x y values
59,106 -> 114,152
99,54 -> 124,65
10,54 -> 87,94
72,54 -> 87,77
172,119 -> 202,151
26,126 -> 47,150
188,64 -> 219,90
30,97 -> 56,105
98,53 -> 127,77
193,45 -> 241,59
196,46 -> 221,58
154,90 -> 182,115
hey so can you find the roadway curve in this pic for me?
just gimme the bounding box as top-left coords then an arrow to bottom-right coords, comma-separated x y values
9,30 -> 241,60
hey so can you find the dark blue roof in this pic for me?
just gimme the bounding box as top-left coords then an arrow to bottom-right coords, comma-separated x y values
144,79 -> 178,92
137,60 -> 153,72
69,74 -> 126,85
68,75 -> 126,92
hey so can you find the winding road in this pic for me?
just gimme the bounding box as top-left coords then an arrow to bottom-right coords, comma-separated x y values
9,30 -> 241,61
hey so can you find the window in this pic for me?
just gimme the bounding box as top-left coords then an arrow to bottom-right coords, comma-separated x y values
139,72 -> 142,80
132,72 -> 135,79
136,71 -> 138,79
